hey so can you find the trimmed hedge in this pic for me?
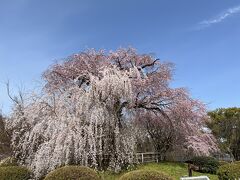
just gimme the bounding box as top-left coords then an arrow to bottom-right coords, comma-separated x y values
119,170 -> 173,180
44,166 -> 101,180
0,166 -> 31,180
217,162 -> 240,180
0,157 -> 18,167
189,156 -> 220,174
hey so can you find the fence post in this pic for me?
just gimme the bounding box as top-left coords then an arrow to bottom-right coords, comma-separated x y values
141,153 -> 144,163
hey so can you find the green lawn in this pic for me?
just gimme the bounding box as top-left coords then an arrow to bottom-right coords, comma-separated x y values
99,162 -> 218,180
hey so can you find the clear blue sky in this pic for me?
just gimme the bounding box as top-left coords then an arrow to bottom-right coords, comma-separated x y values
1,0 -> 240,114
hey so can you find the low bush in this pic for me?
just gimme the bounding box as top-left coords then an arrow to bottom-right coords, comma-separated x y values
44,165 -> 100,180
119,170 -> 173,180
0,166 -> 31,180
217,162 -> 240,180
218,160 -> 229,166
0,157 -> 18,167
189,156 -> 220,174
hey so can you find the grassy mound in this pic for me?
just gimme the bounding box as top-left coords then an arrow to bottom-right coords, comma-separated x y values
0,166 -> 31,180
217,162 -> 240,180
44,165 -> 100,180
119,170 -> 173,180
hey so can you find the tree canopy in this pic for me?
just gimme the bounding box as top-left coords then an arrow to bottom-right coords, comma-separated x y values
0,114 -> 11,160
207,107 -> 240,160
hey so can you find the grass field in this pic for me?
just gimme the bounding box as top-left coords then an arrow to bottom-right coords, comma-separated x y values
100,162 -> 218,180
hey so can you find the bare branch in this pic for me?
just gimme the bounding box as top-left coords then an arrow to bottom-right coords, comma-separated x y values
141,58 -> 159,69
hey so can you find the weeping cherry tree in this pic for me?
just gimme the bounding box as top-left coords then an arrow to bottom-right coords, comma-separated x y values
7,48 -> 218,178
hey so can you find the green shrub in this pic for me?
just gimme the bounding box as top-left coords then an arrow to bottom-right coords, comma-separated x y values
217,163 -> 240,180
44,166 -> 100,180
235,161 -> 240,164
0,157 -> 18,167
119,170 -> 173,180
218,160 -> 229,166
0,166 -> 31,180
189,156 -> 220,174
